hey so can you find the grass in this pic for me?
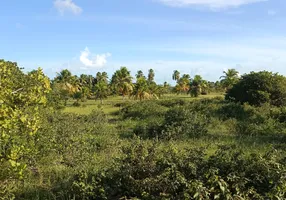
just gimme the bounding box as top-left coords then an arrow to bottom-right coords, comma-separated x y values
64,93 -> 224,115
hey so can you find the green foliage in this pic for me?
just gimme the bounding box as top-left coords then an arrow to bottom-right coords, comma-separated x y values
70,142 -> 286,200
133,117 -> 164,139
220,68 -> 240,90
110,66 -> 133,98
226,71 -> 286,106
93,81 -> 109,104
162,106 -> 209,139
0,60 -> 51,198
121,101 -> 168,119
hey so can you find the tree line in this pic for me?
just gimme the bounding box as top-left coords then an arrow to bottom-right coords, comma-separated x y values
50,67 -> 240,105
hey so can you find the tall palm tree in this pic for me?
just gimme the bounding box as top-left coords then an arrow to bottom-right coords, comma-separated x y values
111,67 -> 134,99
132,77 -> 158,101
172,70 -> 180,82
148,69 -> 155,82
220,69 -> 240,90
55,69 -> 72,84
136,70 -> 145,79
54,69 -> 78,95
189,75 -> 203,97
94,81 -> 109,104
174,74 -> 190,94
96,72 -> 108,84
182,74 -> 190,80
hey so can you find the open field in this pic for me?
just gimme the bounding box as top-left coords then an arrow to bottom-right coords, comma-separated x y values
64,93 -> 224,115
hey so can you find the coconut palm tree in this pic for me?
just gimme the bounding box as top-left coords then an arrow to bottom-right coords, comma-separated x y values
96,72 -> 109,84
189,75 -> 203,97
54,69 -> 79,95
132,77 -> 158,101
55,69 -> 72,83
148,69 -> 155,82
94,81 -> 109,104
136,70 -> 145,79
172,70 -> 180,82
111,67 -> 134,99
220,69 -> 240,90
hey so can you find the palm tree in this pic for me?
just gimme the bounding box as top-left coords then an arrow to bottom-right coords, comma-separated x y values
55,69 -> 72,83
172,70 -> 180,82
189,75 -> 203,97
132,77 -> 158,101
136,70 -> 145,79
220,69 -> 240,90
94,81 -> 109,104
148,69 -> 155,82
175,74 -> 190,94
96,72 -> 108,84
111,67 -> 134,99
54,69 -> 79,95
182,74 -> 190,80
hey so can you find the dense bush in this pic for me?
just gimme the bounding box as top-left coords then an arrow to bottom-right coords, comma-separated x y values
121,101 -> 168,119
226,71 -> 286,106
70,142 -> 286,200
133,117 -> 164,139
158,99 -> 188,107
162,106 -> 209,139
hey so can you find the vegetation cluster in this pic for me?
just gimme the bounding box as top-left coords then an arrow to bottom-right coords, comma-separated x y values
2,59 -> 286,199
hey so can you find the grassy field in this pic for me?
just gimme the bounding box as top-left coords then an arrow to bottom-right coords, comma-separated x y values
64,93 -> 224,115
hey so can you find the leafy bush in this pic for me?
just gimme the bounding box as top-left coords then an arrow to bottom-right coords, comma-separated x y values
133,117 -> 164,139
70,142 -> 286,200
121,101 -> 168,119
72,101 -> 81,107
162,106 -> 209,139
158,99 -> 187,107
226,71 -> 286,106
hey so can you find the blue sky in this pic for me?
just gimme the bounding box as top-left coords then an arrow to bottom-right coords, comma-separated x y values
1,0 -> 286,83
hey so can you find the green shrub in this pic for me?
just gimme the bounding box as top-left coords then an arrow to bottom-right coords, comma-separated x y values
158,99 -> 187,107
72,101 -> 81,107
162,106 -> 209,139
133,117 -> 164,139
121,101 -> 168,119
70,142 -> 286,200
226,71 -> 286,106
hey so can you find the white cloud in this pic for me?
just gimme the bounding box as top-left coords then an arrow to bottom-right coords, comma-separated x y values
157,0 -> 267,9
54,0 -> 82,15
80,47 -> 111,68
268,10 -> 277,16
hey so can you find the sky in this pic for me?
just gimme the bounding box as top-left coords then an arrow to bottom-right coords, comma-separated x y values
1,0 -> 286,83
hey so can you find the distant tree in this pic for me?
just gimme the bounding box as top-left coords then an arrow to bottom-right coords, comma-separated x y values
136,70 -> 145,80
226,71 -> 286,106
172,70 -> 180,82
96,72 -> 108,84
220,69 -> 240,90
55,69 -> 72,84
94,81 -> 109,104
148,69 -> 155,82
54,70 -> 80,96
188,75 -> 210,97
174,74 -> 190,94
133,77 -> 150,101
182,74 -> 190,80
111,67 -> 133,99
